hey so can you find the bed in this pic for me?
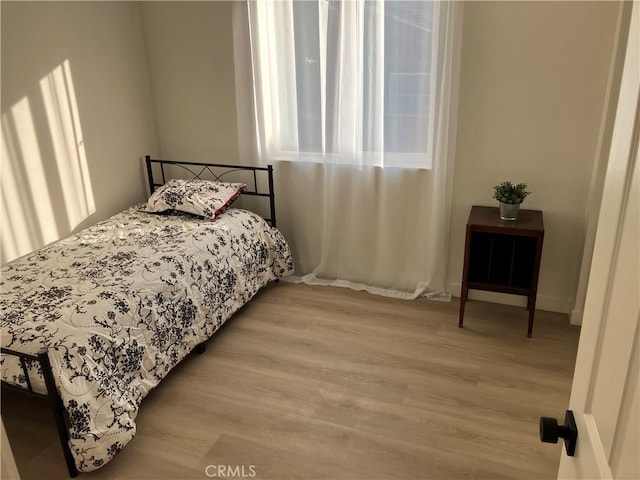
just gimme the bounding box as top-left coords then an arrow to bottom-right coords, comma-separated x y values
0,157 -> 294,475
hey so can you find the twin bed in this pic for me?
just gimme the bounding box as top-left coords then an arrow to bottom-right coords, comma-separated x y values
0,157 -> 294,475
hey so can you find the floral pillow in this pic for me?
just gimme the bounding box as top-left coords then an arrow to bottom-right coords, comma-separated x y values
146,179 -> 247,219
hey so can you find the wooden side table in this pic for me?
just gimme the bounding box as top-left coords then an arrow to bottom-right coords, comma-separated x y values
458,205 -> 544,337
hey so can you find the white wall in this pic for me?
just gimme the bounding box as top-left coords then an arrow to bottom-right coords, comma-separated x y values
2,1 -> 620,315
446,1 -> 620,313
138,1 -> 620,314
1,2 -> 158,264
140,2 -> 238,163
569,2 -> 630,325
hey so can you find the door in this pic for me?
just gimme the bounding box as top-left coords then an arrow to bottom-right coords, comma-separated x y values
557,2 -> 639,478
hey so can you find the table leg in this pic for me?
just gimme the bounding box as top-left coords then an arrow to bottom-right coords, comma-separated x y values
459,282 -> 469,328
527,293 -> 537,338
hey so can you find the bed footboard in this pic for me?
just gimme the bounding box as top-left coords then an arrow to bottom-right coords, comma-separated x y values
1,348 -> 79,478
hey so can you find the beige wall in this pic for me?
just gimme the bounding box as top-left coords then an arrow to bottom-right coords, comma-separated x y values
1,2 -> 158,264
2,1 -> 621,315
139,1 -> 620,314
447,1 -> 620,313
569,1 -> 630,324
140,2 -> 239,163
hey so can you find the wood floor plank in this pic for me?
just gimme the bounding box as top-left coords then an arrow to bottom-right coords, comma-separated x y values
2,282 -> 580,479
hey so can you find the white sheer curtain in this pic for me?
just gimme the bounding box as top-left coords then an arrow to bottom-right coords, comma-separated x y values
235,0 -> 462,299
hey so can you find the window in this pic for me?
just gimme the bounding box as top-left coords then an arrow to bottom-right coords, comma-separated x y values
248,0 -> 456,169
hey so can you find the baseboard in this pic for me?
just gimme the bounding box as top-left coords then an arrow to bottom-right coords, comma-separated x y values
569,309 -> 583,326
447,282 -> 572,314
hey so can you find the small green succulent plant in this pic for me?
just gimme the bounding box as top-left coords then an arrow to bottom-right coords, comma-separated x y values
493,181 -> 530,205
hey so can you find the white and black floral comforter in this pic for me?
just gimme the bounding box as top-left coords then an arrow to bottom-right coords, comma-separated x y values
0,205 -> 294,471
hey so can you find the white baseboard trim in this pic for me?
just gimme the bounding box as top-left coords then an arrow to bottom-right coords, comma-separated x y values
570,309 -> 583,326
448,282 -> 572,314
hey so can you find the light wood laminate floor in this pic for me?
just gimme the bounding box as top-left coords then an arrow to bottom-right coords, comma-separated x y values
2,283 -> 580,480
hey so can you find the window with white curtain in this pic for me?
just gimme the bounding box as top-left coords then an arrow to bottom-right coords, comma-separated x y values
248,0 -> 450,169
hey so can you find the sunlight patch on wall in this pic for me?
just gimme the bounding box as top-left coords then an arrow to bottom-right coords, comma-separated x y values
40,60 -> 95,228
1,60 -> 94,265
1,98 -> 59,262
1,123 -> 37,262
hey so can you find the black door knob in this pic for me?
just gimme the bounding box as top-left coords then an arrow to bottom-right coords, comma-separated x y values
539,410 -> 578,456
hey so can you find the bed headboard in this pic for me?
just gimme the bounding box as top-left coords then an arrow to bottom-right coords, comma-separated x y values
145,156 -> 277,228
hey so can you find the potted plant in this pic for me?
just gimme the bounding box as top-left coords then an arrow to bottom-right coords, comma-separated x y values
493,181 -> 530,220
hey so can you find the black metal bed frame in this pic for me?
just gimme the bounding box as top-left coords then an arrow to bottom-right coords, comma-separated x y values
1,347 -> 79,477
1,157 -> 278,477
145,156 -> 277,228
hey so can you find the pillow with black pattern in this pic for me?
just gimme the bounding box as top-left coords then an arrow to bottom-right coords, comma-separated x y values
146,179 -> 246,219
